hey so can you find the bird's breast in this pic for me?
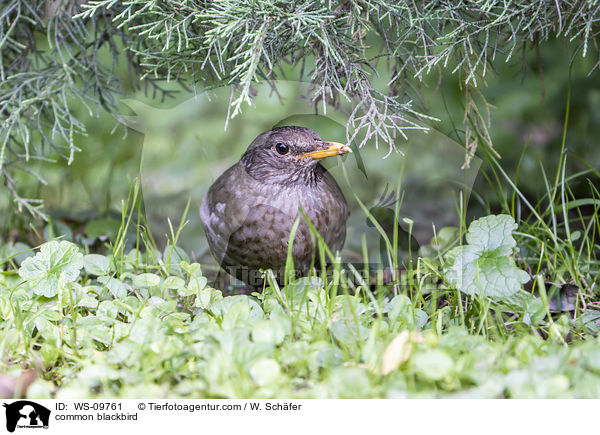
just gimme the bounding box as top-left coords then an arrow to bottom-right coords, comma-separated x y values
201,163 -> 348,273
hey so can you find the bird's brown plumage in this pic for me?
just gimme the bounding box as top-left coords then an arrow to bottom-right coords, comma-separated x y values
200,126 -> 350,287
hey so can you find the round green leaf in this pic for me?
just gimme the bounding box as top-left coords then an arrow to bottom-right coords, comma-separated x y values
133,273 -> 161,288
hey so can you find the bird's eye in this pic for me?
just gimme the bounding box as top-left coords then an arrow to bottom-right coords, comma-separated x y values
275,143 -> 289,155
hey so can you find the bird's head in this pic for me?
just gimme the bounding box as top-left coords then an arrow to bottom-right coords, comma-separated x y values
241,126 -> 352,185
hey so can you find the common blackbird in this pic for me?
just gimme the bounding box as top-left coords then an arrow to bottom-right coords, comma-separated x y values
200,126 -> 351,287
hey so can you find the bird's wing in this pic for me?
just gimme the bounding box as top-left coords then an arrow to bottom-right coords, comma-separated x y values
320,169 -> 350,252
200,164 -> 251,264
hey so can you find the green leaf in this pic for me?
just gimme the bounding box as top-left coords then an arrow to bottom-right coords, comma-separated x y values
0,241 -> 33,265
195,287 -> 212,307
162,245 -> 189,276
465,214 -> 518,255
194,287 -> 223,309
249,358 -> 281,386
18,241 -> 83,297
133,273 -> 161,288
411,350 -> 454,381
77,293 -> 99,309
98,300 -> 120,319
0,296 -> 12,319
164,276 -> 185,290
330,321 -> 369,354
181,262 -> 202,277
98,276 -> 128,299
444,215 -> 529,298
83,254 -> 110,276
213,296 -> 264,328
188,275 -> 207,292
252,319 -> 286,345
419,226 -> 459,258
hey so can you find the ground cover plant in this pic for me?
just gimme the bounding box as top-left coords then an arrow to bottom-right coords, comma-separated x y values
1,175 -> 599,398
1,1 -> 600,399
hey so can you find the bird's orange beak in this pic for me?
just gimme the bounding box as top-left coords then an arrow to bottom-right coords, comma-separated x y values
295,141 -> 353,161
